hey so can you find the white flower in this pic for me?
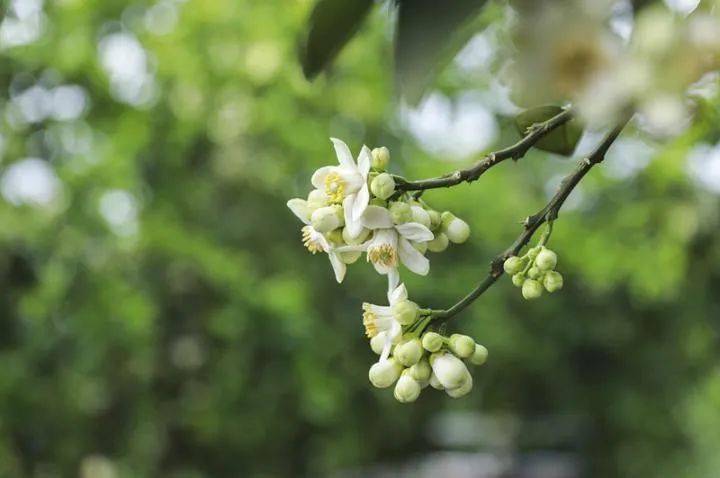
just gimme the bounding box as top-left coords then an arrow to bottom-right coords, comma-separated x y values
287,198 -> 347,283
311,138 -> 371,240
362,283 -> 411,360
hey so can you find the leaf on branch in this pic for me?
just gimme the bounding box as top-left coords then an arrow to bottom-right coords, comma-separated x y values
300,0 -> 375,79
395,0 -> 488,104
514,106 -> 583,156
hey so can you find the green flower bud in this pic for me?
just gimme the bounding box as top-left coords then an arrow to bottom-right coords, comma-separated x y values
503,256 -> 525,275
307,189 -> 329,210
522,279 -> 543,300
430,352 -> 469,389
543,271 -> 564,293
370,173 -> 396,200
426,232 -> 449,253
408,358 -> 431,382
429,372 -> 444,390
339,251 -> 361,264
411,206 -> 431,228
368,358 -> 402,388
413,241 -> 428,255
446,371 -> 473,398
311,205 -> 343,233
470,344 -> 488,366
369,198 -> 387,208
527,266 -> 541,279
370,334 -> 387,355
326,229 -> 343,244
421,332 -> 444,353
371,146 -> 390,170
342,226 -> 370,245
445,217 -> 470,244
535,247 -> 558,271
440,211 -> 456,229
512,273 -> 526,288
427,209 -> 442,230
392,300 -> 419,326
394,370 -> 421,403
395,338 -> 423,367
448,334 -> 475,359
389,201 -> 413,224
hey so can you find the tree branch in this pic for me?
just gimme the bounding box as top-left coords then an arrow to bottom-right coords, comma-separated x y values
430,117 -> 631,325
394,108 -> 574,193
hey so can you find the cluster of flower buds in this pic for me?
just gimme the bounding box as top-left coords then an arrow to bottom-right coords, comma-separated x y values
503,245 -> 564,299
363,284 -> 487,403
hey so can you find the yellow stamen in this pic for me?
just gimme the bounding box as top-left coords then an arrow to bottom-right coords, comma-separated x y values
302,226 -> 323,254
324,172 -> 345,204
362,304 -> 378,338
368,244 -> 397,268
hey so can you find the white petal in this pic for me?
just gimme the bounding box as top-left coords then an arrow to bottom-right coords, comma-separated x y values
334,243 -> 366,253
287,198 -> 311,224
330,137 -> 356,170
350,184 -> 369,222
339,169 -> 364,193
362,206 -> 393,229
311,165 -> 338,189
372,260 -> 392,275
396,222 -> 434,243
328,253 -> 347,283
389,283 -> 408,304
366,304 -> 393,316
387,268 -> 400,295
357,145 -> 372,177
380,321 -> 402,362
399,238 -> 430,275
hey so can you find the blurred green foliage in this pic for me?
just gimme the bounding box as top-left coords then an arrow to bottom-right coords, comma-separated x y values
0,1 -> 719,477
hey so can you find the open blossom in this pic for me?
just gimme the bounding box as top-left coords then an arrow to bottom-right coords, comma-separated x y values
287,198 -> 347,283
311,138 -> 371,239
362,283 -> 410,360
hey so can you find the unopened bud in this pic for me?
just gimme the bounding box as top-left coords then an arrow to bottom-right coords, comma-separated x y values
522,279 -> 543,300
370,333 -> 387,355
392,300 -> 419,326
426,232 -> 449,252
339,251 -> 361,264
389,201 -> 413,224
427,210 -> 442,230
370,173 -> 396,200
504,256 -> 525,275
394,370 -> 421,403
409,358 -> 432,382
446,371 -> 473,398
371,146 -> 390,170
421,332 -> 444,352
411,206 -> 431,228
448,334 -> 475,359
311,205 -> 343,233
342,226 -> 370,245
535,247 -> 557,271
512,273 -> 526,288
326,229 -> 343,244
527,266 -> 541,279
429,372 -> 444,390
307,189 -> 329,210
445,217 -> 470,244
395,338 -> 423,367
543,271 -> 564,292
470,344 -> 488,366
368,358 -> 402,388
413,241 -> 428,255
430,352 -> 469,389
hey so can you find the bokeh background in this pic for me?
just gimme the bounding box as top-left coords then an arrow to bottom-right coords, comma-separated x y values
1,0 -> 720,477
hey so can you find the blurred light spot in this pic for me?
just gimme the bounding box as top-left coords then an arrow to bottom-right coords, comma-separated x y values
80,455 -> 117,478
50,85 -> 88,121
688,143 -> 720,194
98,189 -> 139,236
171,335 -> 205,371
56,122 -> 94,156
245,41 -> 282,83
545,173 -> 584,212
637,95 -> 689,137
144,1 -> 178,36
603,137 -> 655,180
0,0 -> 45,49
1,158 -> 61,207
610,0 -> 634,42
401,91 -> 498,160
11,85 -> 51,124
99,32 -> 156,106
664,0 -> 700,15
454,31 -> 495,73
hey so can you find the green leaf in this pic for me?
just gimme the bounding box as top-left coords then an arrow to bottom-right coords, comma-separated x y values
300,0 -> 374,79
395,0 -> 489,104
514,106 -> 583,156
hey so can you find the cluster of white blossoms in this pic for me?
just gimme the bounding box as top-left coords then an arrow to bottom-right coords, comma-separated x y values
364,283 -> 488,402
287,138 -> 485,402
503,245 -> 563,300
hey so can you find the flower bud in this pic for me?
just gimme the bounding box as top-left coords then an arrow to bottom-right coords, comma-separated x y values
409,358 -> 432,382
429,372 -> 444,390
445,217 -> 470,244
370,173 -> 396,200
543,271 -> 564,293
411,206 -> 431,228
527,266 -> 541,279
391,300 -> 419,326
389,201 -> 413,224
522,279 -> 543,300
535,247 -> 557,271
430,352 -> 469,389
426,232 -> 449,252
369,198 -> 387,208
339,251 -> 361,264
512,273 -> 526,288
470,344 -> 488,366
427,210 -> 442,230
448,334 -> 475,359
368,358 -> 402,388
440,211 -> 455,229
311,205 -> 343,233
446,371 -> 473,398
395,338 -> 423,367
394,370 -> 421,403
421,332 -> 444,352
307,189 -> 329,210
370,333 -> 387,355
413,241 -> 428,255
326,229 -> 343,244
342,226 -> 370,245
503,256 -> 525,275
371,146 -> 390,170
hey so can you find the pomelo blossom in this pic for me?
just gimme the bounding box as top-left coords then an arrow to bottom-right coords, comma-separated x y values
362,283 -> 411,360
311,138 -> 371,239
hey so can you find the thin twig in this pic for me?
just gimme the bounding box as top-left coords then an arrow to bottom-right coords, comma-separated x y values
430,117 -> 631,325
394,108 -> 574,194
